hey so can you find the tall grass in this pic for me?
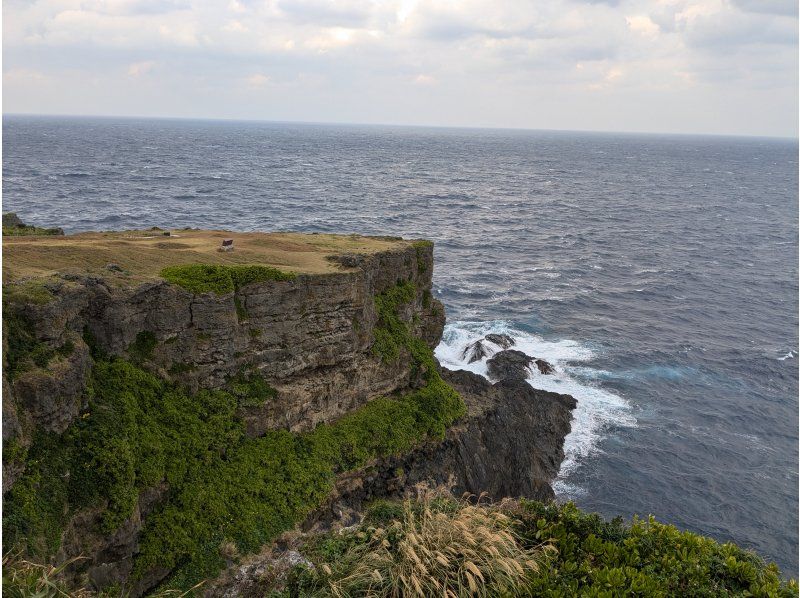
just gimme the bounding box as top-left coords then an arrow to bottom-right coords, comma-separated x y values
319,486 -> 546,597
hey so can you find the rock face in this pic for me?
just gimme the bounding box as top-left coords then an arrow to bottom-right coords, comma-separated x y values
3,242 -> 443,457
305,367 -> 577,531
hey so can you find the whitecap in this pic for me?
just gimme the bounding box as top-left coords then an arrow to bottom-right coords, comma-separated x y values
435,321 -> 636,496
778,350 -> 796,361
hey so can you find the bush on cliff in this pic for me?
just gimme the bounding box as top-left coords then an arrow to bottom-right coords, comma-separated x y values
159,263 -> 296,295
277,494 -> 797,598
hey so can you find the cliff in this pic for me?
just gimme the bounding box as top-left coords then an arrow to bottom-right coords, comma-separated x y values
2,228 -> 575,595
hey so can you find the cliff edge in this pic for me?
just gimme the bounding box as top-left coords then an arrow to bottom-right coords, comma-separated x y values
2,228 -> 575,594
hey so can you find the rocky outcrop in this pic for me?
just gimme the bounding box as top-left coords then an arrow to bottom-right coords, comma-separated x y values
304,367 -> 576,531
487,348 -> 556,380
485,333 -> 515,349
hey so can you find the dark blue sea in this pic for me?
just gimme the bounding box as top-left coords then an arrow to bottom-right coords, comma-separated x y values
3,115 -> 798,573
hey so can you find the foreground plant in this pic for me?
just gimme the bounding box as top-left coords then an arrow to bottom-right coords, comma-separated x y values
2,554 -> 90,598
292,486 -> 546,597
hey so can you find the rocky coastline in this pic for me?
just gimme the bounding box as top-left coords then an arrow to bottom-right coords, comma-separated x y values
2,223 -> 576,594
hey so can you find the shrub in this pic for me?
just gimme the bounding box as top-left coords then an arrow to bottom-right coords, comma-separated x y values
329,488 -> 542,597
128,331 -> 157,364
279,495 -> 797,598
514,500 -> 798,597
160,264 -> 296,296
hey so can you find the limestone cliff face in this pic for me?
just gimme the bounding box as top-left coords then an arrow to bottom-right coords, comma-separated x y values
3,243 -> 442,469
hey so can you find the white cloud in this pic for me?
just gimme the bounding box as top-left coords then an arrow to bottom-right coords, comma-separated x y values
626,15 -> 660,37
413,73 -> 436,85
246,73 -> 270,88
1,0 -> 796,136
127,60 -> 155,76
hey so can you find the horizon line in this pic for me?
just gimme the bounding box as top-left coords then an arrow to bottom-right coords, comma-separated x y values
3,111 -> 798,142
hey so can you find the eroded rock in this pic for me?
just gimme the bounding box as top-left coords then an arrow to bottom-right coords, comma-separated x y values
486,349 -> 534,381
484,333 -> 515,349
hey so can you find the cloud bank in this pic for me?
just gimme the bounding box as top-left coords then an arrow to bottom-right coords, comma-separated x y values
3,0 -> 797,136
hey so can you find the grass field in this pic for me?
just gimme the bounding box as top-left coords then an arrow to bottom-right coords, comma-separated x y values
2,229 -> 411,283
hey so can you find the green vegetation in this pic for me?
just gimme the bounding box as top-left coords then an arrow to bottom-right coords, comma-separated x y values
234,296 -> 247,321
2,300 -> 73,379
372,280 -> 417,362
274,494 -> 798,598
168,362 -> 196,375
412,240 -> 432,274
160,264 -> 296,296
3,281 -> 56,306
3,280 -> 464,594
228,368 -> 277,408
2,225 -> 63,236
3,432 -> 73,557
128,331 -> 157,364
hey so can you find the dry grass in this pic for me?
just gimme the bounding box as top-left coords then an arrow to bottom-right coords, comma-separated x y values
2,554 -> 92,598
3,229 -> 412,283
1,553 -> 204,597
321,487 -> 547,597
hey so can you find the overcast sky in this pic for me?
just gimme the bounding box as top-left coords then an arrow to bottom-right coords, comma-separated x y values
3,0 -> 798,137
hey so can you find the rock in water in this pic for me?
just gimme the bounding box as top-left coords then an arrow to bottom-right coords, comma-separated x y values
484,333 -> 515,349
486,349 -> 534,381
461,339 -> 493,363
534,358 -> 555,375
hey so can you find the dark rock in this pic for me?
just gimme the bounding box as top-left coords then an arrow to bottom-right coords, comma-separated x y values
3,212 -> 25,227
534,358 -> 555,375
305,367 -> 578,533
460,339 -> 492,363
486,349 -> 534,381
484,333 -> 515,349
106,263 -> 124,272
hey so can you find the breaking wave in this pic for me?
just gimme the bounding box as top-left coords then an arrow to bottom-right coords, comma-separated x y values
435,320 -> 636,497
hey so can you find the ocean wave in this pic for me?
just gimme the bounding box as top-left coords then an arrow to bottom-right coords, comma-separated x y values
435,320 -> 636,496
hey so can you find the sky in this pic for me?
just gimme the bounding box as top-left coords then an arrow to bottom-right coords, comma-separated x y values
2,0 -> 798,137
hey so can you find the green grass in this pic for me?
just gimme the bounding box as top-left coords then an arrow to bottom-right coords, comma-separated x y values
160,264 -> 296,295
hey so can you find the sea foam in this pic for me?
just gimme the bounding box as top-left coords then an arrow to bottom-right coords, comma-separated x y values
435,321 -> 636,497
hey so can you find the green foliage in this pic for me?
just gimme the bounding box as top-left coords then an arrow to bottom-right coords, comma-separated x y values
128,331 -> 157,364
3,432 -> 73,557
2,225 -> 63,236
3,281 -> 55,306
160,264 -> 296,296
168,362 -> 196,375
234,296 -> 247,321
412,240 -> 432,274
514,500 -> 798,597
2,302 -> 59,379
274,496 -> 798,598
371,280 -> 417,362
228,369 -> 277,408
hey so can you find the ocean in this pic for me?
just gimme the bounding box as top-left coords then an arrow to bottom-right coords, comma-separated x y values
3,115 -> 798,572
